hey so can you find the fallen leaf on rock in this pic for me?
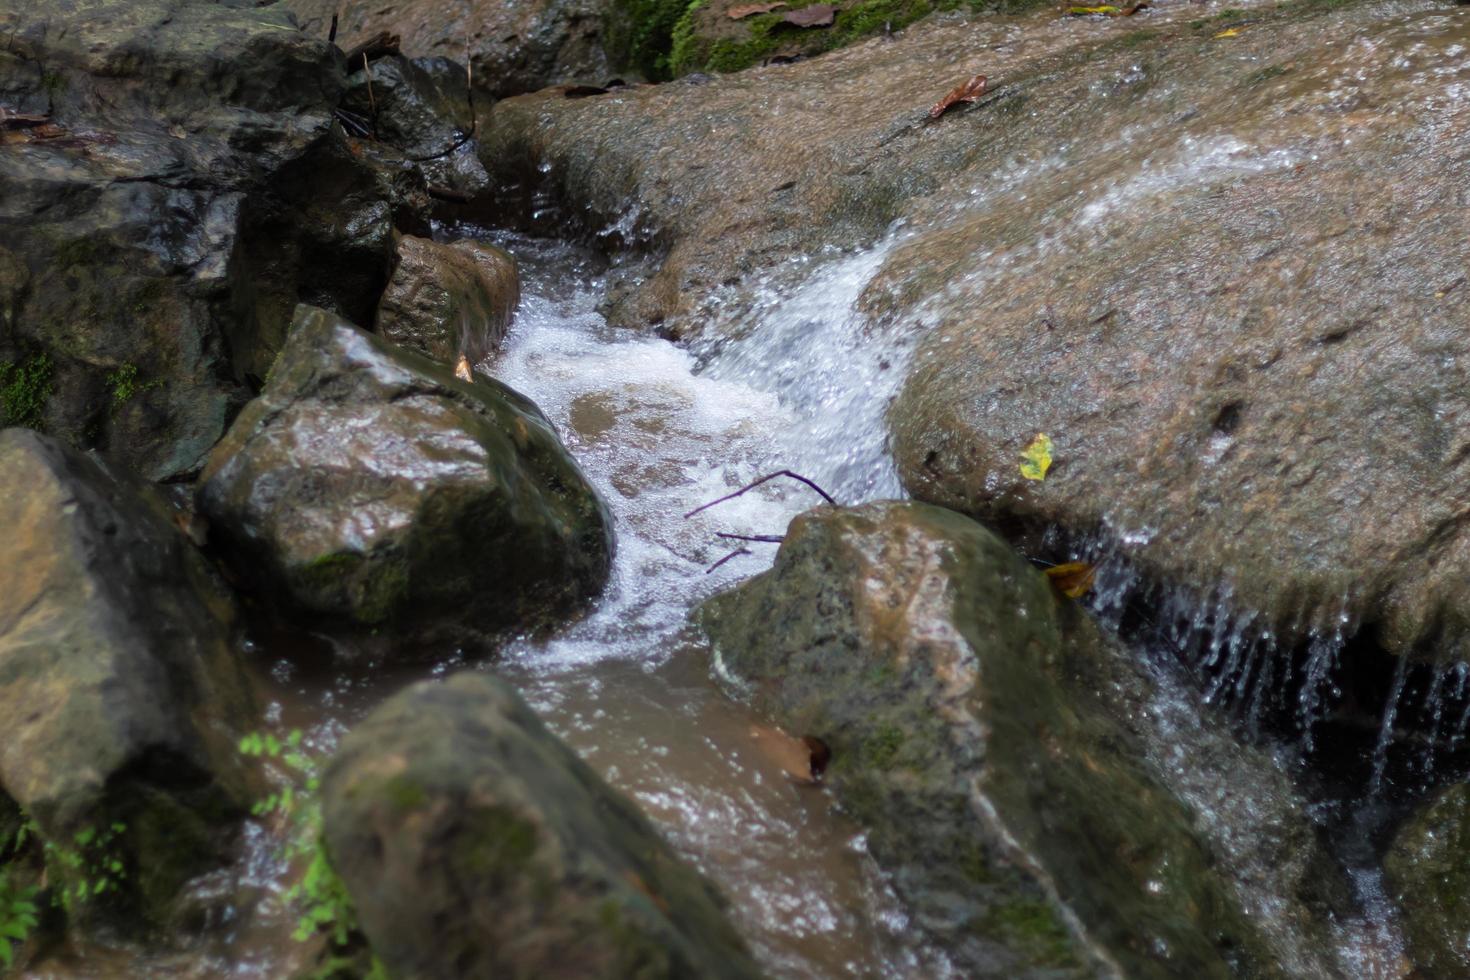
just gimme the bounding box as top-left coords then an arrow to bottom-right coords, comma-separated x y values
751,724 -> 830,784
454,354 -> 473,382
1068,5 -> 1120,14
728,1 -> 786,17
1213,26 -> 1242,37
928,73 -> 988,119
1121,0 -> 1151,14
781,4 -> 836,28
1019,432 -> 1054,481
1045,561 -> 1096,599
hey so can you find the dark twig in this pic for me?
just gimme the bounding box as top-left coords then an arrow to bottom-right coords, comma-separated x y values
328,12 -> 338,43
716,532 -> 785,544
706,547 -> 752,574
683,469 -> 837,520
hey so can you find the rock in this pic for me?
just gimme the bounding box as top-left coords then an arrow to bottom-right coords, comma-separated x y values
0,429 -> 255,927
376,236 -> 520,366
1385,784 -> 1470,978
197,305 -> 612,653
699,501 -> 1347,978
320,672 -> 765,979
487,0 -> 1470,665
340,55 -> 490,200
285,0 -> 614,99
0,0 -> 411,479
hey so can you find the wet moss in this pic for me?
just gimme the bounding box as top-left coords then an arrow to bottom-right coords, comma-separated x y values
865,724 -> 904,769
668,0 -> 1054,78
977,898 -> 1079,968
461,807 -> 539,876
0,353 -> 53,430
609,0 -> 698,78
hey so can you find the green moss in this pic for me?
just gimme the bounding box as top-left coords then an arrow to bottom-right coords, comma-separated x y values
105,363 -> 162,410
461,807 -> 539,876
865,724 -> 904,769
0,353 -> 53,430
356,561 -> 410,626
977,898 -> 1079,967
608,0 -> 702,78
383,776 -> 428,813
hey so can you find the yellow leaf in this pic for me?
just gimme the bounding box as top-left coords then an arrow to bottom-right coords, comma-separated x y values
1020,433 -> 1053,481
1045,561 -> 1096,599
1068,4 -> 1119,12
1213,27 -> 1242,37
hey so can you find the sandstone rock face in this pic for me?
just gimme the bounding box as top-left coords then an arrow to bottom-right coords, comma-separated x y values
700,501 -> 1349,978
376,236 -> 520,366
197,305 -> 611,653
286,0 -> 614,98
0,429 -> 254,926
485,0 -> 1470,666
321,673 -> 766,979
0,0 -> 411,479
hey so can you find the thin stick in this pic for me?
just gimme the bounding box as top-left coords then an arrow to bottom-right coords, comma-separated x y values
684,469 -> 837,520
706,547 -> 752,574
363,53 -> 377,138
716,532 -> 784,544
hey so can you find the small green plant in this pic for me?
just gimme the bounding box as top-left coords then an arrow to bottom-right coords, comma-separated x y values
0,354 -> 53,430
43,822 -> 127,913
104,363 -> 162,410
0,871 -> 39,971
240,731 -> 381,968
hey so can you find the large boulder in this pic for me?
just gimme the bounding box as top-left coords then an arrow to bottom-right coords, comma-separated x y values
320,673 -> 765,979
0,0 -> 412,479
285,0 -> 614,98
0,429 -> 255,926
197,305 -> 612,653
376,236 -> 520,366
1385,784 -> 1470,978
699,501 -> 1347,978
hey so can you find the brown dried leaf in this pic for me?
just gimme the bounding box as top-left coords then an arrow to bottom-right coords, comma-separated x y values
1044,561 -> 1096,599
928,73 -> 988,119
454,354 -> 473,382
728,1 -> 786,17
781,3 -> 836,27
1120,0 -> 1151,14
751,725 -> 830,784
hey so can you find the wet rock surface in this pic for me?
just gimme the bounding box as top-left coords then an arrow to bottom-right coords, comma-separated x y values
699,501 -> 1344,978
321,672 -> 766,979
0,0 -> 410,479
1385,784 -> 1470,979
286,0 -> 615,98
0,429 -> 254,927
485,0 -> 1470,669
197,305 -> 612,653
376,236 -> 520,366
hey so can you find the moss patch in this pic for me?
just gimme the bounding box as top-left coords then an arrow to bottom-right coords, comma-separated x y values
0,353 -> 53,430
977,898 -> 1079,968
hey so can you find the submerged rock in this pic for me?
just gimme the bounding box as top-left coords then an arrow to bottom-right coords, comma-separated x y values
321,673 -> 765,979
376,236 -> 520,366
699,501 -> 1345,978
197,305 -> 611,653
1385,784 -> 1470,978
0,430 -> 254,927
286,0 -> 614,98
0,0 -> 409,479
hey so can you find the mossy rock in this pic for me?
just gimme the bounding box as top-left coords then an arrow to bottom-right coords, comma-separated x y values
1385,783 -> 1470,978
699,501 -> 1313,978
197,305 -> 613,656
320,673 -> 765,978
